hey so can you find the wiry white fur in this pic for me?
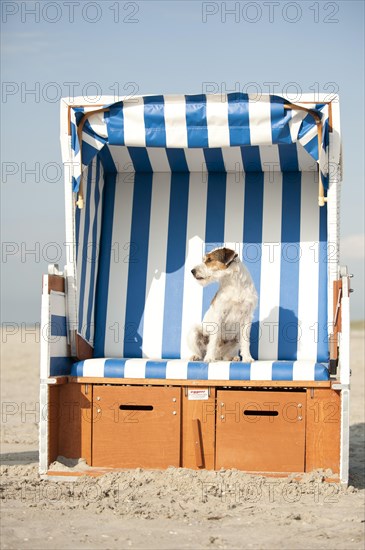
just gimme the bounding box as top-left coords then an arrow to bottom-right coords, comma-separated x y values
188,251 -> 257,362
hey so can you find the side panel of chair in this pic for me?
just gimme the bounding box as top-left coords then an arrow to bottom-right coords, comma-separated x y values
39,274 -> 73,473
40,274 -> 73,379
326,268 -> 350,484
339,269 -> 351,484
339,388 -> 350,485
305,388 -> 341,474
339,270 -> 351,385
329,279 -> 342,374
48,383 -> 93,466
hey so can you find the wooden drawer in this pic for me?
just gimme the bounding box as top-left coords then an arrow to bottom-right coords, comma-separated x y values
92,386 -> 181,468
215,390 -> 306,473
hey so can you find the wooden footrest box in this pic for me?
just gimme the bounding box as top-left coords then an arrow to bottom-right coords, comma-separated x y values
49,383 -> 341,476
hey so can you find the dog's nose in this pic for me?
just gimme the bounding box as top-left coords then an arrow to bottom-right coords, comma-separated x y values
191,268 -> 196,276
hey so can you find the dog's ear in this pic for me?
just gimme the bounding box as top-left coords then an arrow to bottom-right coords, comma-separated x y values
224,248 -> 238,266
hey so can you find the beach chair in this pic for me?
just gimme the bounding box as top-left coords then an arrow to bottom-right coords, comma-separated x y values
39,93 -> 350,482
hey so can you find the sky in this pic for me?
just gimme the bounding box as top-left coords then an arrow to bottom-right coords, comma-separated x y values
1,0 -> 364,323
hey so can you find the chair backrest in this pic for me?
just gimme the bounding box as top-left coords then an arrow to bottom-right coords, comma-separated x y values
76,161 -> 328,362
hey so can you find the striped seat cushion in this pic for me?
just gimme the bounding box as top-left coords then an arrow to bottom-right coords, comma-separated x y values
71,358 -> 329,381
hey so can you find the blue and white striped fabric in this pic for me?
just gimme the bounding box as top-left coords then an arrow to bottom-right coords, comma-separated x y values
71,93 -> 331,382
75,156 -> 104,346
48,292 -> 73,376
71,358 -> 329,381
76,170 -> 328,364
106,142 -> 317,174
69,94 -> 331,192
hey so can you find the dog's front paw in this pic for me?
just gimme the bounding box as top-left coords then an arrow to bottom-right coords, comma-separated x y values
190,355 -> 202,362
240,354 -> 254,363
232,356 -> 241,362
203,356 -> 215,363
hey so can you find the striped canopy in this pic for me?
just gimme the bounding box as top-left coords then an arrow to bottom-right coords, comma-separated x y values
70,93 -> 332,191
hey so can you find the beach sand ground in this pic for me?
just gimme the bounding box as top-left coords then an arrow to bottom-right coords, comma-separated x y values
1,329 -> 364,549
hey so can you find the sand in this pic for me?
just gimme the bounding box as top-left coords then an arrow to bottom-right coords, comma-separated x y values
1,329 -> 364,550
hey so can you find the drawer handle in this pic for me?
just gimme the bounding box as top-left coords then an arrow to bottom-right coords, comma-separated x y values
244,410 -> 278,417
119,405 -> 154,411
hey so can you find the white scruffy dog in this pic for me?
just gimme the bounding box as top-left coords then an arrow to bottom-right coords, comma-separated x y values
188,247 -> 257,363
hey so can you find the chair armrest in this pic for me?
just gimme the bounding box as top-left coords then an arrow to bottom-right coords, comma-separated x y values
338,266 -> 351,385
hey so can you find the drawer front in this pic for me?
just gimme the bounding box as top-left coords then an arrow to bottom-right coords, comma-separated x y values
92,386 -> 181,468
216,390 -> 306,473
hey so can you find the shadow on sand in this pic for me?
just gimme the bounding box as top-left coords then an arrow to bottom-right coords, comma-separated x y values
349,422 -> 365,489
0,450 -> 38,466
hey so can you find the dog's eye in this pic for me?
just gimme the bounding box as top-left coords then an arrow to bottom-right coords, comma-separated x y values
206,258 -> 211,263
